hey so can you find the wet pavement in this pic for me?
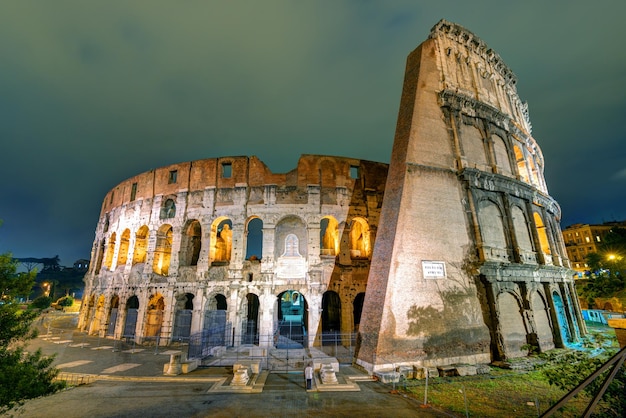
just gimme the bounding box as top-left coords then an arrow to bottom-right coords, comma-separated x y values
8,312 -> 456,417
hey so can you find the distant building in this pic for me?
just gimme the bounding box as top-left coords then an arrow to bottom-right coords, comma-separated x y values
562,222 -> 626,274
73,259 -> 90,272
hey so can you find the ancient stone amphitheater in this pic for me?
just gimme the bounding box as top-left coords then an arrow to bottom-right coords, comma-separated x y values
79,20 -> 585,372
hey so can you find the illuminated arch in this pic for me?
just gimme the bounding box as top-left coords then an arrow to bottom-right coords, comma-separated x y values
210,217 -> 232,263
152,224 -> 173,275
533,212 -> 552,257
145,293 -> 165,338
104,232 -> 116,270
514,144 -> 530,184
349,217 -> 370,259
320,216 -> 339,256
117,229 -> 130,267
132,225 -> 149,265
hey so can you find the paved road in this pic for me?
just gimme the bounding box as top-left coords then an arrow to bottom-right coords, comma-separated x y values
8,312 -> 455,418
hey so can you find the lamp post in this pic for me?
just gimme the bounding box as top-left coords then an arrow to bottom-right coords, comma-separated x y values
42,282 -> 50,297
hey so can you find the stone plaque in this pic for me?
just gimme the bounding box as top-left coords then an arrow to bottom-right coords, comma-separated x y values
422,261 -> 446,279
276,256 -> 307,279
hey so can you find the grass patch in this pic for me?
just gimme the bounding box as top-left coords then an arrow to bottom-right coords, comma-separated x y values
401,369 -> 592,417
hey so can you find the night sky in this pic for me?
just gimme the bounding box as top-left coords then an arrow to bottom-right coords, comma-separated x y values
1,2 -> 625,267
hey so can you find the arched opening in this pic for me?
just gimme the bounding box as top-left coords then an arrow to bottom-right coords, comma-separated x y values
117,229 -> 130,267
160,198 -> 176,219
533,212 -> 552,259
320,216 -> 339,256
106,295 -> 120,336
242,293 -> 259,345
173,293 -> 194,341
274,216 -> 307,259
497,292 -> 527,358
461,124 -> 488,168
211,218 -> 232,263
132,226 -> 149,265
349,218 -> 370,259
531,291 -> 554,352
478,201 -> 508,260
203,294 -> 228,347
321,291 -> 342,344
145,294 -> 165,338
276,290 -> 308,348
553,292 -> 572,346
94,241 -> 105,273
152,225 -> 173,275
353,292 -> 365,332
180,220 -> 202,267
245,217 -> 263,260
123,295 -> 139,338
205,294 -> 228,327
83,294 -> 96,332
512,206 -> 533,254
91,295 -> 106,335
492,134 -> 512,176
104,233 -> 116,270
514,145 -> 530,184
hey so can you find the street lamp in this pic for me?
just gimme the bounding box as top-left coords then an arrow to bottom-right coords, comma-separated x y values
42,282 -> 50,297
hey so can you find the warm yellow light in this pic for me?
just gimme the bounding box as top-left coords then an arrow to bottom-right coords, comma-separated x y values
608,254 -> 616,261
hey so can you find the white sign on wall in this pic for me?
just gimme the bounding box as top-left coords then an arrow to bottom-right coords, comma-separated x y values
422,261 -> 446,279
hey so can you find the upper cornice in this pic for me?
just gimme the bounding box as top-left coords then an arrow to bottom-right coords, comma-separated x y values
429,19 -> 517,86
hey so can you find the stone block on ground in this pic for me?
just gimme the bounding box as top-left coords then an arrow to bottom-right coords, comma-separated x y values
454,365 -> 477,376
397,365 -> 414,379
313,357 -> 339,373
437,366 -> 457,377
475,364 -> 491,374
375,370 -> 400,383
233,360 -> 262,375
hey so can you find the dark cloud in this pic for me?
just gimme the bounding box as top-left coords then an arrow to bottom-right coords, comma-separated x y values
1,1 -> 625,265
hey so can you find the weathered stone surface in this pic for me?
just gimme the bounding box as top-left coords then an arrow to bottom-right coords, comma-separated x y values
79,20 -> 584,373
79,155 -> 387,351
356,19 -> 584,371
455,365 -> 477,376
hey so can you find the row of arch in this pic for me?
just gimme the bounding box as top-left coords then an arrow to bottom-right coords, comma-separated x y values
493,285 -> 581,359
94,214 -> 373,276
459,122 -> 546,193
476,198 -> 565,265
81,289 -> 367,345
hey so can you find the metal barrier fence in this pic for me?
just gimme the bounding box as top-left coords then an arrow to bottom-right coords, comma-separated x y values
38,318 -> 360,371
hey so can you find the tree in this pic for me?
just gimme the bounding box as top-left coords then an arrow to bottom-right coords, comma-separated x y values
581,228 -> 626,299
0,252 -> 64,412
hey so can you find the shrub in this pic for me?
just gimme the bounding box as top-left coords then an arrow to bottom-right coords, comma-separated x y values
30,296 -> 52,310
56,296 -> 74,307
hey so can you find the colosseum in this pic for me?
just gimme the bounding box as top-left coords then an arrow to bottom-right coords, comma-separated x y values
79,20 -> 585,372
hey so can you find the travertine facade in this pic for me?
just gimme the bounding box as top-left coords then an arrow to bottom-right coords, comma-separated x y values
79,155 -> 388,348
356,20 -> 584,371
80,20 -> 584,370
